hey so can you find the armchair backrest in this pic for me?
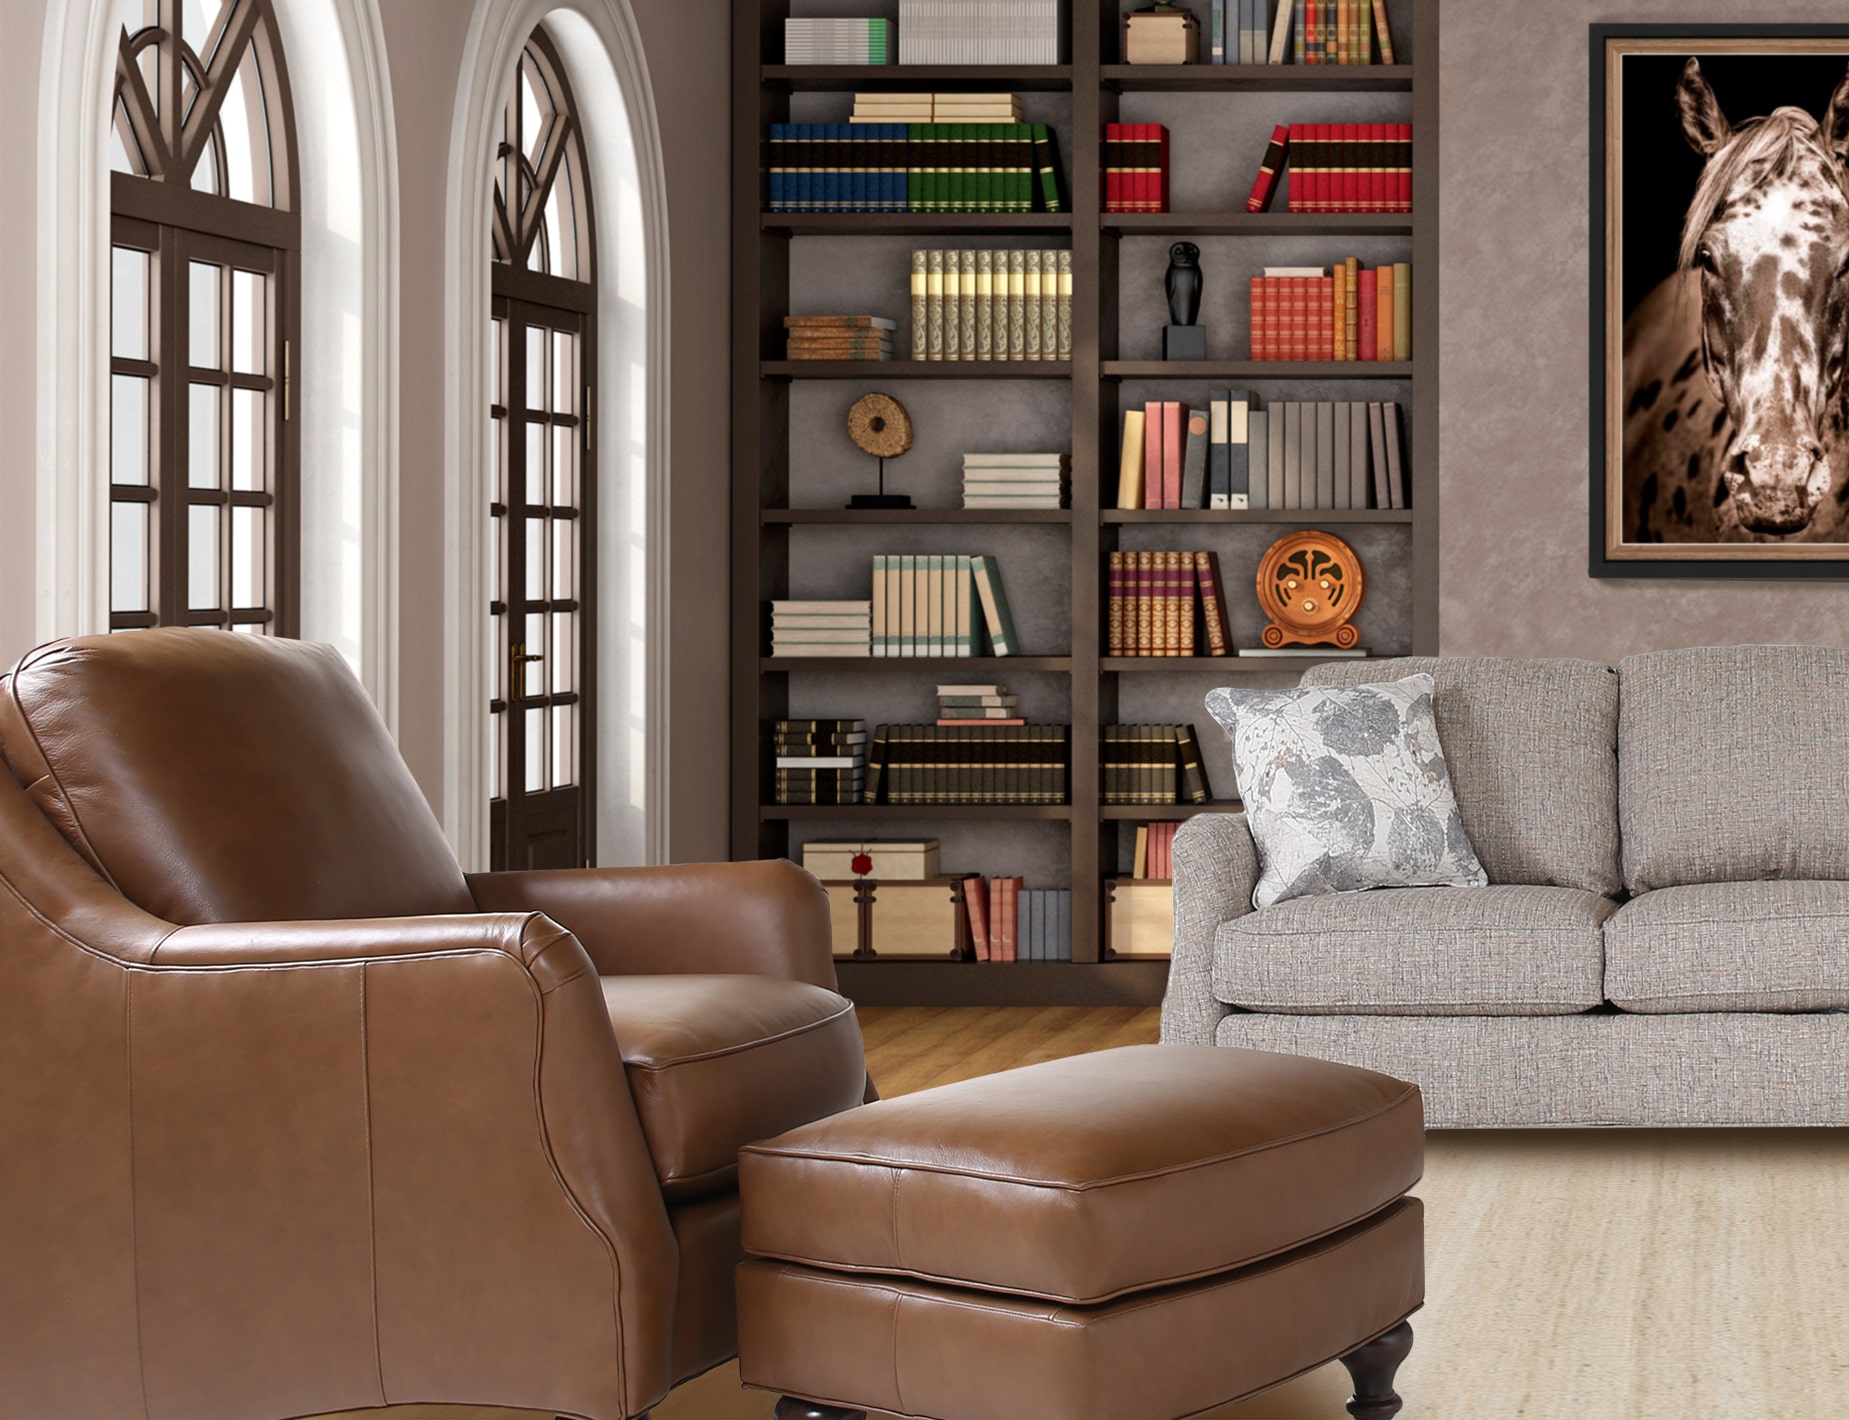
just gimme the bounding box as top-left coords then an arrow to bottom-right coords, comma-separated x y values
0,630 -> 473,925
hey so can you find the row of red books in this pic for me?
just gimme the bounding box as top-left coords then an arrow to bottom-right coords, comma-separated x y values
1101,123 -> 1168,213
1245,122 -> 1412,214
1106,550 -> 1236,658
1249,261 -> 1412,362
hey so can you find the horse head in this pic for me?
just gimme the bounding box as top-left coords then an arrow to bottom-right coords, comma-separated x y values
1677,58 -> 1849,534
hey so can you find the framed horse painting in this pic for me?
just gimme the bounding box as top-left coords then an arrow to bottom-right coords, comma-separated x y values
1591,24 -> 1849,577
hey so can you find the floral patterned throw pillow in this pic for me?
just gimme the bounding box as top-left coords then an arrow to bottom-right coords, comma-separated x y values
1204,673 -> 1487,909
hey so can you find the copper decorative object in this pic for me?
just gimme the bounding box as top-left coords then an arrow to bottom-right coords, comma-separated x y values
1254,530 -> 1366,649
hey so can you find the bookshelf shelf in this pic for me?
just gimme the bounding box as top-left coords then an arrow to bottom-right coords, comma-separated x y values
1102,361 -> 1413,380
733,0 -> 1438,1006
764,508 -> 1074,524
763,213 -> 1074,235
763,360 -> 1073,380
1101,212 -> 1413,236
1100,63 -> 1413,92
762,64 -> 1074,92
760,656 -> 1075,672
1101,507 -> 1411,523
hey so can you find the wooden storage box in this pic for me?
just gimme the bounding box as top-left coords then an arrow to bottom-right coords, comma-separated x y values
823,877 -> 972,961
803,838 -> 941,882
1124,7 -> 1199,64
1105,879 -> 1175,959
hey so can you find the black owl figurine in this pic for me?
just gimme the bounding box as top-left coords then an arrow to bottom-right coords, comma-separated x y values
1162,242 -> 1206,360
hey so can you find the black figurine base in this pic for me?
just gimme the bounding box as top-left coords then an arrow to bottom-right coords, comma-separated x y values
1162,325 -> 1206,360
847,494 -> 914,509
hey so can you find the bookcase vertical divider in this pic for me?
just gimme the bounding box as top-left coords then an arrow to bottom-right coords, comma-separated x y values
1410,0 -> 1440,653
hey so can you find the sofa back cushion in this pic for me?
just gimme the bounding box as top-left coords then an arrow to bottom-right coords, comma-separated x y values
0,630 -> 474,925
1301,656 -> 1621,894
1618,645 -> 1849,892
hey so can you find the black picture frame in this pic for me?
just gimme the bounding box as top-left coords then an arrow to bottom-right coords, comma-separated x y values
1589,22 -> 1849,579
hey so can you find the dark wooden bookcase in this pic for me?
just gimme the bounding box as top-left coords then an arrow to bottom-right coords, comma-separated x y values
731,0 -> 1439,1006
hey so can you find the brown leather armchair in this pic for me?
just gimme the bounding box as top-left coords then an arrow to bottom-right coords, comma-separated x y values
0,630 -> 868,1420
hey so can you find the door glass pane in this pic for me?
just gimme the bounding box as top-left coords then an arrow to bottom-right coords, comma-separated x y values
112,247 -> 149,360
525,518 -> 546,601
193,133 -> 222,195
525,325 -> 547,411
552,703 -> 574,787
218,54 -> 269,207
231,270 -> 265,374
230,388 -> 264,490
524,706 -> 546,792
189,262 -> 219,367
231,506 -> 264,608
111,375 -> 150,486
524,611 -> 546,698
552,330 -> 574,413
189,383 -> 220,488
188,504 -> 221,610
551,611 -> 574,694
551,518 -> 573,600
110,501 -> 150,614
525,422 -> 546,505
552,424 -> 575,506
232,621 -> 265,634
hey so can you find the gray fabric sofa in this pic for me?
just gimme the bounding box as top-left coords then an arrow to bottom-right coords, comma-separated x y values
1161,645 -> 1849,1126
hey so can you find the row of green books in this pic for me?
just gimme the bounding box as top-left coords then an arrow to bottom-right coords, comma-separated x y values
766,124 -> 1063,214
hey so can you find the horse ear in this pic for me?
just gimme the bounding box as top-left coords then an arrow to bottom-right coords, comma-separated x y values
1676,57 -> 1731,155
1822,62 -> 1849,161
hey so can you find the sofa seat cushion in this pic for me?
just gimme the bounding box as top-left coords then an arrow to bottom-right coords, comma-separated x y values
1215,885 -> 1613,1015
602,975 -> 866,1201
1619,646 -> 1849,892
1606,881 -> 1849,1012
738,1044 -> 1422,1306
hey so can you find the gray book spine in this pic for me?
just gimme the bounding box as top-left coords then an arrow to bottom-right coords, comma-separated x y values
1267,403 -> 1285,509
1228,391 -> 1250,509
1315,401 -> 1335,509
1247,409 -> 1269,509
1369,403 -> 1391,509
1332,403 -> 1351,510
1058,889 -> 1071,961
1207,388 -> 1231,510
1384,403 -> 1408,508
1283,401 -> 1302,510
1025,890 -> 1041,961
1349,399 -> 1370,508
1180,407 -> 1210,510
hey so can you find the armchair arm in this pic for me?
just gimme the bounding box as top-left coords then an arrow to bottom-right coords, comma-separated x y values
467,859 -> 840,991
1161,812 -> 1259,1046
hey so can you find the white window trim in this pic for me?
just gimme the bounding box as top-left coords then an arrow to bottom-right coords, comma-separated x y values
444,0 -> 672,869
35,0 -> 401,727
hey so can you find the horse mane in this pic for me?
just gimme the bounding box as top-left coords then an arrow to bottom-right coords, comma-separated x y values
1678,106 -> 1849,270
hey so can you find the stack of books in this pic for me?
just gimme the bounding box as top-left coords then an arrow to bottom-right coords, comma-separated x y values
910,249 -> 1072,361
1116,394 -> 1253,511
866,723 -> 1071,805
765,125 -> 1062,215
938,683 -> 1022,726
1102,726 -> 1214,804
1248,261 -> 1412,361
964,877 -> 1072,961
1248,400 -> 1407,510
1206,1 -> 1400,65
1105,551 -> 1235,658
869,553 -> 1021,657
783,17 -> 892,64
1133,822 -> 1180,878
784,315 -> 894,361
898,0 -> 1064,64
851,93 -> 1023,124
1101,125 -> 1169,213
962,452 -> 1069,509
774,719 -> 868,805
770,600 -> 871,658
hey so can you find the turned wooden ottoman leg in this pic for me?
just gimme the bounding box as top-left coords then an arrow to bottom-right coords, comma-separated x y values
1340,1319 -> 1414,1419
775,1400 -> 867,1420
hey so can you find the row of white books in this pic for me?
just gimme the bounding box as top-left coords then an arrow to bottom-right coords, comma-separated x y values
771,600 -> 871,657
784,17 -> 891,64
897,0 -> 1065,64
963,452 -> 1068,510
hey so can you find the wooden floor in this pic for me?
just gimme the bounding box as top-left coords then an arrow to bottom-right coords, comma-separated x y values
318,1006 -> 1849,1420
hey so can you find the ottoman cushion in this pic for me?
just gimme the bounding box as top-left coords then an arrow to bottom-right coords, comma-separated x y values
738,1044 -> 1422,1305
739,1198 -> 1424,1420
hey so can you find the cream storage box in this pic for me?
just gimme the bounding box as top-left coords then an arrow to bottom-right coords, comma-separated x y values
802,838 -> 940,881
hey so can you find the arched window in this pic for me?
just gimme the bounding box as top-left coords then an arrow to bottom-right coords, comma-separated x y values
488,27 -> 597,869
109,0 -> 300,635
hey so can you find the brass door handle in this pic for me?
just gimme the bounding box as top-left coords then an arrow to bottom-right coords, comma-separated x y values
510,642 -> 545,701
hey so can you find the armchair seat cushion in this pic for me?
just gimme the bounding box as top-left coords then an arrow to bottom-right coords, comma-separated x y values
1606,881 -> 1849,1012
1215,885 -> 1613,1016
602,975 -> 866,1200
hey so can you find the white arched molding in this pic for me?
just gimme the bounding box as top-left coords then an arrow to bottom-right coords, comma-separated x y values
444,0 -> 671,869
34,0 -> 401,727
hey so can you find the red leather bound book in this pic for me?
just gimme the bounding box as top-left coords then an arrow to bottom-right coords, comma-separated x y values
1102,124 -> 1117,214
1343,122 -> 1360,212
966,875 -> 991,960
986,877 -> 1002,959
1246,123 -> 1288,213
1397,122 -> 1412,211
1320,276 -> 1336,359
1249,275 -> 1265,359
1156,124 -> 1172,212
1315,123 -> 1332,212
1162,402 -> 1183,508
1107,551 -> 1125,654
1134,123 -> 1151,213
1143,401 -> 1163,509
1356,267 -> 1377,362
1305,0 -> 1319,64
1284,123 -> 1303,211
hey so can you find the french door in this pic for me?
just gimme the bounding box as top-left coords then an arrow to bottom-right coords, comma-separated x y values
490,296 -> 596,870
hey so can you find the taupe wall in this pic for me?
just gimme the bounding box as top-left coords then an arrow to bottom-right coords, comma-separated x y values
1440,0 -> 1849,658
0,0 -> 46,668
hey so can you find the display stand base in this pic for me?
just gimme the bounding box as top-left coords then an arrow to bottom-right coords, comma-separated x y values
847,494 -> 914,509
1162,325 -> 1207,360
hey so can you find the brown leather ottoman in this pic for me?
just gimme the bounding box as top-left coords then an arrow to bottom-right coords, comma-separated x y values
736,1045 -> 1424,1420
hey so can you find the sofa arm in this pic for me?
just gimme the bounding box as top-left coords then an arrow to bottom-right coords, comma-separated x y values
1161,812 -> 1259,1046
467,860 -> 840,991
139,912 -> 680,1420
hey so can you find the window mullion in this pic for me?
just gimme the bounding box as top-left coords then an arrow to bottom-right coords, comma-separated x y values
157,223 -> 186,626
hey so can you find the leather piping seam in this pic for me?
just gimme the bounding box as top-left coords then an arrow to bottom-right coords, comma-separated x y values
620,998 -> 856,1070
739,1087 -> 1420,1189
1612,910 -> 1849,927
2,664 -> 122,893
360,963 -> 387,1406
1218,998 -> 1600,1013
124,971 -> 152,1420
745,1183 -> 1422,1306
